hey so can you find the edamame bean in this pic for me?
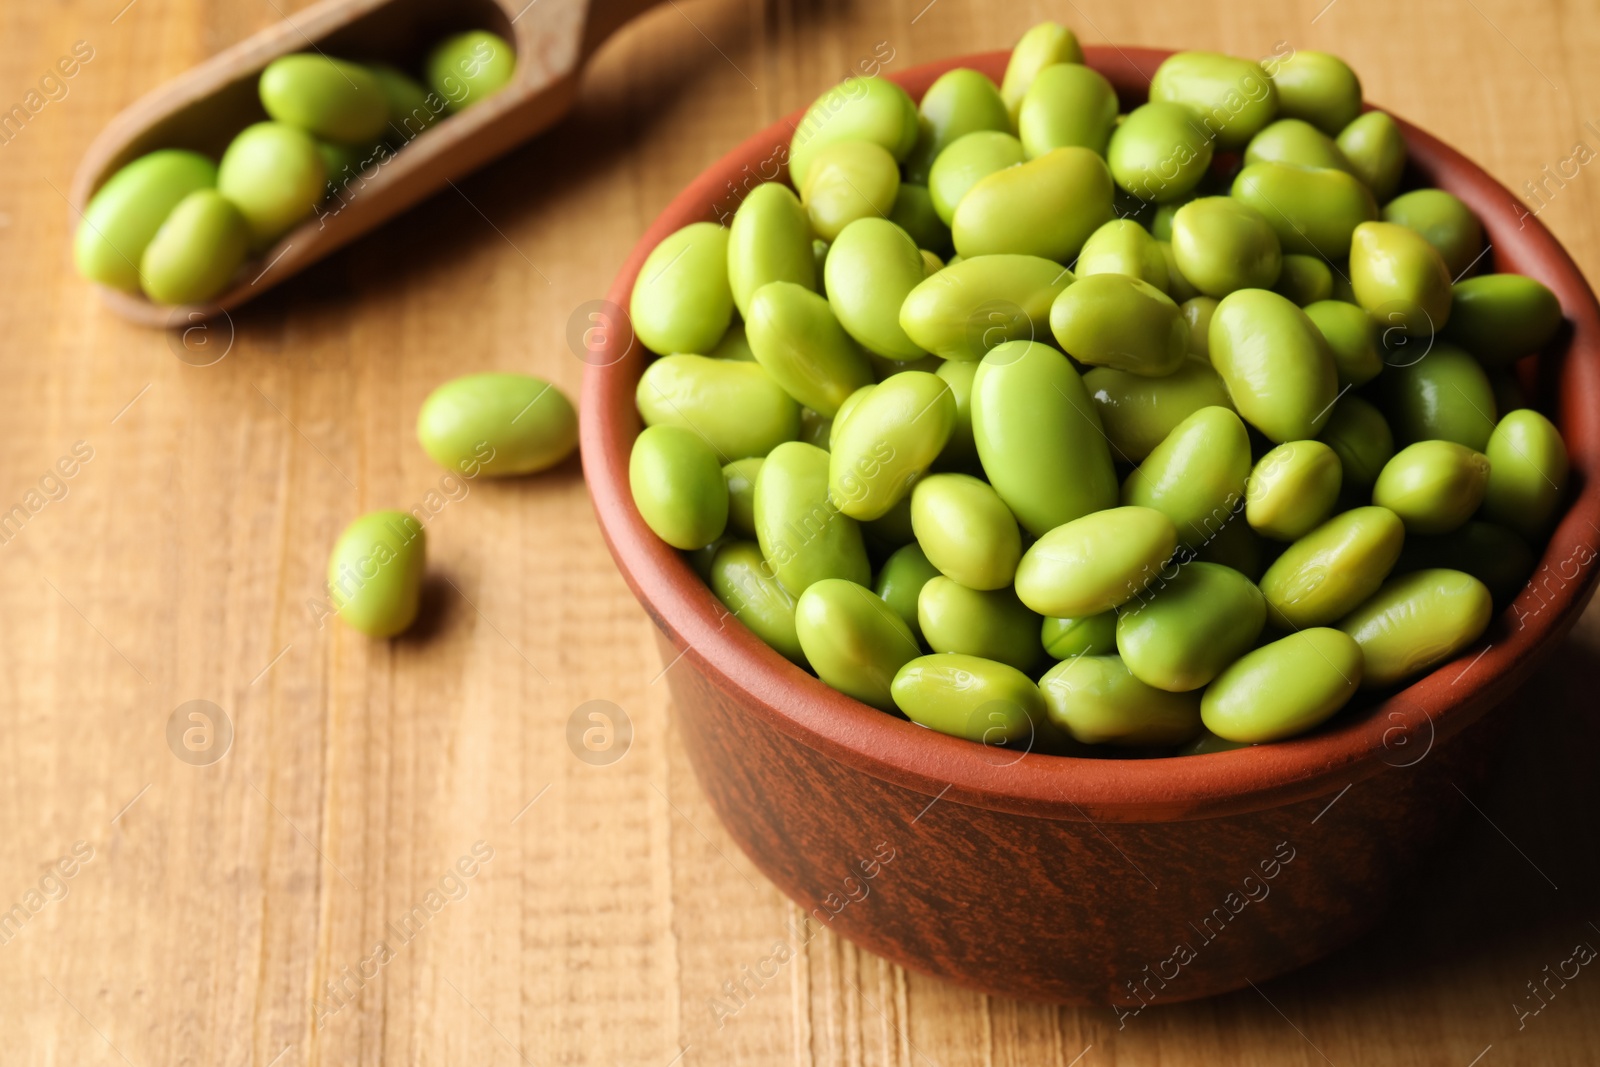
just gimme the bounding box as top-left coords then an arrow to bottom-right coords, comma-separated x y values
1075,219 -> 1169,290
1014,506 -> 1179,617
1117,561 -> 1266,691
903,68 -> 1011,183
1259,505 -> 1405,627
371,63 -> 437,144
1243,118 -> 1353,173
1337,110 -> 1406,201
800,408 -> 831,449
971,341 -> 1117,535
76,150 -> 219,292
1246,439 -> 1342,541
1160,241 -> 1200,302
217,122 -> 326,245
910,473 -> 1021,590
1382,343 -> 1498,454
1232,161 -> 1376,258
327,510 -> 427,637
710,540 -> 806,664
1148,51 -> 1279,150
825,218 -> 928,359
1049,274 -> 1188,376
801,139 -> 901,241
1266,50 -> 1361,135
796,578 -> 922,710
1381,189 -> 1484,280
1018,62 -> 1119,158
1442,274 -> 1564,368
1039,654 -> 1203,745
889,184 -> 952,255
1181,295 -> 1218,358
630,222 -> 734,356
1041,612 -> 1118,660
1123,406 -> 1252,547
1194,510 -> 1266,581
1303,299 -> 1382,386
1350,221 -> 1453,338
927,131 -> 1025,226
1201,629 -> 1362,742
723,458 -> 763,537
952,146 -> 1113,262
1481,409 -> 1568,540
728,182 -> 816,318
891,653 -> 1047,744
828,371 -> 955,519
1170,197 -> 1282,297
1084,359 -> 1233,462
426,31 -> 515,112
1372,440 -> 1489,535
876,541 -> 942,641
260,55 -> 389,144
917,577 -> 1043,672
789,76 -> 919,190
899,254 -> 1072,361
1319,395 -> 1394,488
636,354 -> 800,459
933,359 -> 980,470
745,281 -> 874,416
1106,102 -> 1215,203
1001,22 -> 1085,119
1208,288 -> 1339,443
630,425 -> 729,550
754,441 -> 870,594
417,373 -> 578,476
710,322 -> 756,361
139,190 -> 248,305
830,384 -> 875,448
1272,254 -> 1334,306
1395,521 -> 1534,607
1338,569 -> 1492,688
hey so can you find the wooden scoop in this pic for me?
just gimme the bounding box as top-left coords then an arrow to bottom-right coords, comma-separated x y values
69,0 -> 663,327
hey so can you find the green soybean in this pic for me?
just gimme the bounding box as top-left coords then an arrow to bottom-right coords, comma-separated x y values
892,653 -> 1047,744
1201,629 -> 1362,742
1001,22 -> 1085,119
723,458 -> 763,537
327,510 -> 427,638
1338,569 -> 1492,688
1018,62 -> 1119,158
1123,406 -> 1252,548
1181,295 -> 1218,358
1320,395 -> 1395,488
899,253 -> 1072,361
260,54 -> 389,144
1337,110 -> 1407,202
1084,359 -> 1233,462
1106,102 -> 1215,203
710,541 -> 806,665
1442,274 -> 1564,368
1303,299 -> 1382,386
918,577 -> 1043,673
1246,439 -> 1343,541
933,359 -> 980,470
1117,561 -> 1266,692
927,130 -> 1025,226
1014,506 -> 1179,618
789,76 -> 919,191
754,440 -> 870,594
904,68 -> 1011,183
1259,505 -> 1405,628
1208,288 -> 1339,443
76,150 -> 219,292
796,578 -> 922,710
1273,254 -> 1335,306
371,63 -> 437,144
800,407 -> 831,449
217,121 -> 326,246
971,341 -> 1117,535
630,222 -> 733,356
1160,241 -> 1200,302
1381,343 -> 1497,453
1381,189 -> 1484,280
417,373 -> 578,476
828,371 -> 955,520
1395,521 -> 1535,608
1481,409 -> 1569,540
1148,51 -> 1279,150
1170,197 -> 1282,298
1243,118 -> 1353,173
875,541 -> 942,641
910,473 -> 1021,590
426,31 -> 515,112
952,146 -> 1113,263
801,139 -> 901,241
1232,161 -> 1376,259
1041,654 -> 1203,745
1349,221 -> 1453,338
630,426 -> 729,550
890,184 -> 952,255
1194,510 -> 1267,582
1266,50 -> 1361,135
746,281 -> 873,416
636,354 -> 800,459
825,217 -> 928,359
1050,274 -> 1189,376
1041,612 -> 1118,660
1075,219 -> 1169,290
728,181 -> 816,318
139,190 -> 248,305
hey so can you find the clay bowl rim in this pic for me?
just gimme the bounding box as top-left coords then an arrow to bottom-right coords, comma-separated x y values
581,45 -> 1600,823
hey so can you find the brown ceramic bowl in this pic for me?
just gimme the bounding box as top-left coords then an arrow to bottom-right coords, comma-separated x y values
581,47 -> 1600,1006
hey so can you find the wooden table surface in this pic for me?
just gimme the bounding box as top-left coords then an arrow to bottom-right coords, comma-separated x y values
3,0 -> 1600,1063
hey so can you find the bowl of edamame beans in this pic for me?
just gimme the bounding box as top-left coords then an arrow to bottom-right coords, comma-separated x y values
582,27 -> 1600,1004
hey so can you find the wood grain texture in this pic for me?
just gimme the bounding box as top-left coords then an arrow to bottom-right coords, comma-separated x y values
0,0 -> 1597,1064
